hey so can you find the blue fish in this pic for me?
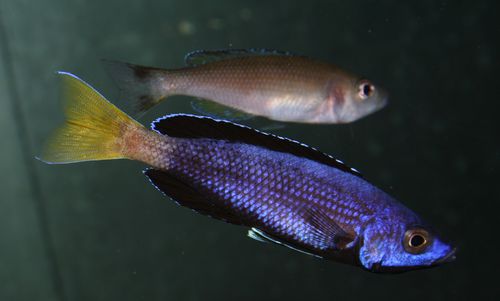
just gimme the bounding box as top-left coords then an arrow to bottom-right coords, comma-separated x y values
40,72 -> 455,273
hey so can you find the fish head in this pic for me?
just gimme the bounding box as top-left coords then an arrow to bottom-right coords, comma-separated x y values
358,217 -> 455,273
336,78 -> 388,123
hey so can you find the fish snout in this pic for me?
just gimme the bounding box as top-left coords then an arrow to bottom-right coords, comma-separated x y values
433,247 -> 457,265
375,87 -> 389,110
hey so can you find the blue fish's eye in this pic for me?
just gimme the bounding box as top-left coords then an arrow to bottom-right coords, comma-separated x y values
410,234 -> 426,247
404,228 -> 432,254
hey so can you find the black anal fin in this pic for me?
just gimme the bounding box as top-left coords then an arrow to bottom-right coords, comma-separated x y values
144,168 -> 243,225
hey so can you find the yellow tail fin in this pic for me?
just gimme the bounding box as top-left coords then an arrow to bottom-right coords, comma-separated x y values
40,72 -> 144,164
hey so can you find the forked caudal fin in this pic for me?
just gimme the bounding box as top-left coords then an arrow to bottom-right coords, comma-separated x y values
101,60 -> 171,115
39,72 -> 144,164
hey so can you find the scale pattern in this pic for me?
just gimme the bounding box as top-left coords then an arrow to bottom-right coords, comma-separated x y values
140,133 -> 387,255
168,56 -> 357,122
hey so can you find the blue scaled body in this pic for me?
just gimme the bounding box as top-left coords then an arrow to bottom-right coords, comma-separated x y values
144,115 -> 455,272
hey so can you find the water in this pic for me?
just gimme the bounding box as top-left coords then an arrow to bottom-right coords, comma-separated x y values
0,1 -> 497,300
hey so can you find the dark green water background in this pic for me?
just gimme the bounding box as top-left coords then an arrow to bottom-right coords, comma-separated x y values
0,1 -> 497,300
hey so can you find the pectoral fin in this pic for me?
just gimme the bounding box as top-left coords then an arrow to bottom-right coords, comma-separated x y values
190,99 -> 254,121
304,207 -> 356,250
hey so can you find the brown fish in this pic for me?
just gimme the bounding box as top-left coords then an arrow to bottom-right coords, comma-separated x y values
103,49 -> 388,123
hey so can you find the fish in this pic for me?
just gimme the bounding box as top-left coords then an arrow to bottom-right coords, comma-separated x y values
102,48 -> 388,124
39,72 -> 454,273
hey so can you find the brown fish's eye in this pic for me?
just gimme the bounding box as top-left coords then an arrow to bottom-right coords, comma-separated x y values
404,228 -> 432,254
358,81 -> 374,99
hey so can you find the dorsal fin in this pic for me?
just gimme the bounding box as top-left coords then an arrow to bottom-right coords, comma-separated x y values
184,48 -> 297,66
151,114 -> 362,178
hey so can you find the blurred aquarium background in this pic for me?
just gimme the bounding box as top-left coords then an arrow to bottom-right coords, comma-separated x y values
0,0 -> 497,300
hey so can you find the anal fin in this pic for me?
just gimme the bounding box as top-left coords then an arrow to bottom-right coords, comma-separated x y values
144,168 -> 243,225
191,99 -> 254,121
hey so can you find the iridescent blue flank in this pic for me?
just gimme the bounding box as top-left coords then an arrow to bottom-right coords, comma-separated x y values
146,115 -> 455,272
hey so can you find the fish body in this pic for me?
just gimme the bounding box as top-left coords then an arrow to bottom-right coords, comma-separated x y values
104,49 -> 388,123
137,134 -> 403,259
40,73 -> 454,272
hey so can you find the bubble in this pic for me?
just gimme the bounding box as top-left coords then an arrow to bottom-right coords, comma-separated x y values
178,20 -> 195,35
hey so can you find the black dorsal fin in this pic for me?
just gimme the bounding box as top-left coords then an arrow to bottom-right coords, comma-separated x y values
151,114 -> 362,178
144,168 -> 244,225
184,48 -> 297,66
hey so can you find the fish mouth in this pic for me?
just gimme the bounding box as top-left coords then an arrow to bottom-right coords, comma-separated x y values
433,247 -> 457,265
376,90 -> 389,110
368,247 -> 457,273
379,95 -> 389,109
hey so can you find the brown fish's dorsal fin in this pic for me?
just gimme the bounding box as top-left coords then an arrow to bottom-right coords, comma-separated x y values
151,114 -> 363,178
184,48 -> 298,66
144,168 -> 244,225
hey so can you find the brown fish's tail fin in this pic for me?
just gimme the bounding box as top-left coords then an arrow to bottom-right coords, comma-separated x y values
101,59 -> 171,115
39,72 -> 145,164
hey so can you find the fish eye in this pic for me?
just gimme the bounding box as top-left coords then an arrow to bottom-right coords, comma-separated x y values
358,80 -> 375,99
404,228 -> 432,254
